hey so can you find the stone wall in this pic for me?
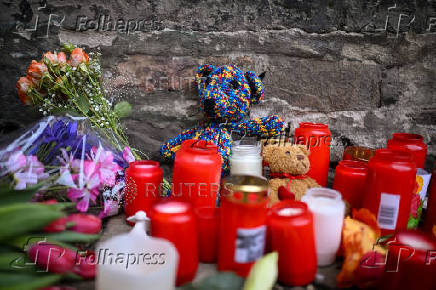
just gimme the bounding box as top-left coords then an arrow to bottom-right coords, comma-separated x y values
1,0 -> 435,169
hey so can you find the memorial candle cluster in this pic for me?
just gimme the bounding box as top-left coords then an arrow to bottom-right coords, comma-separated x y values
104,127 -> 434,289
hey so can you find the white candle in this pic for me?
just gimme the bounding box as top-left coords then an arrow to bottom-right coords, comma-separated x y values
230,141 -> 262,177
302,188 -> 345,266
96,211 -> 178,290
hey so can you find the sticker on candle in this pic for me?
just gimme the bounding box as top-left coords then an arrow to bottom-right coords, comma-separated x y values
377,193 -> 400,230
234,225 -> 266,263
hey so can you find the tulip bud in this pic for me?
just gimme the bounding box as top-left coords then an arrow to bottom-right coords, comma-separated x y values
73,254 -> 96,279
28,243 -> 76,274
43,217 -> 67,233
67,213 -> 101,234
41,199 -> 58,205
353,251 -> 386,288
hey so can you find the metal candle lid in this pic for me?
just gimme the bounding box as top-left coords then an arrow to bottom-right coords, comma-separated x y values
221,175 -> 269,204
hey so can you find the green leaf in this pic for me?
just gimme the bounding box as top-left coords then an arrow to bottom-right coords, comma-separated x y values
46,231 -> 100,243
243,252 -> 278,290
0,272 -> 61,290
76,94 -> 90,114
0,184 -> 43,206
0,252 -> 25,271
0,203 -> 65,242
78,62 -> 88,73
114,101 -> 132,118
189,272 -> 244,290
7,235 -> 75,251
62,43 -> 75,54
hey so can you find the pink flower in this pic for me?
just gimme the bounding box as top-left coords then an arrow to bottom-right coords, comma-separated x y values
99,200 -> 119,219
123,146 -> 135,163
27,60 -> 47,80
90,146 -> 121,187
13,155 -> 48,190
7,150 -> 27,173
16,76 -> 34,105
57,52 -> 67,64
69,48 -> 89,67
67,160 -> 100,212
42,52 -> 58,64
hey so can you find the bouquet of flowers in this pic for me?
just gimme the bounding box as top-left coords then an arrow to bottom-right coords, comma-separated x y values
16,43 -> 141,159
0,116 -> 134,217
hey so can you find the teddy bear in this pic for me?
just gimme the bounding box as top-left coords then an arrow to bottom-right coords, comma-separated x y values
160,64 -> 284,172
262,143 -> 319,204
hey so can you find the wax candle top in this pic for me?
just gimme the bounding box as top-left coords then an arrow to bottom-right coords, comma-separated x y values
278,207 -> 304,216
392,133 -> 424,143
338,160 -> 368,172
130,160 -> 160,169
153,201 -> 191,214
231,141 -> 261,157
299,122 -> 328,129
184,140 -> 218,155
374,148 -> 414,162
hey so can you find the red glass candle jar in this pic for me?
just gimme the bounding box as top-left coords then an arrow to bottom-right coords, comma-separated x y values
269,200 -> 317,286
333,160 -> 368,210
294,122 -> 331,186
124,161 -> 163,220
172,139 -> 221,208
387,133 -> 427,168
195,207 -> 220,263
362,149 -> 417,236
380,230 -> 436,290
424,161 -> 436,234
150,201 -> 198,286
342,146 -> 376,163
218,175 -> 269,277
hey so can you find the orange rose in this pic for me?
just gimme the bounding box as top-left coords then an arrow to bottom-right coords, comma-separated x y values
69,48 -> 89,67
16,76 -> 34,105
42,51 -> 58,64
27,60 -> 48,80
57,51 -> 67,64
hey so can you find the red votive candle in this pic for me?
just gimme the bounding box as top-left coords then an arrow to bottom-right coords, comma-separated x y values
124,160 -> 163,220
333,160 -> 368,210
269,200 -> 317,286
294,122 -> 331,186
387,133 -> 427,168
195,207 -> 220,263
172,139 -> 221,208
380,230 -> 436,290
150,201 -> 198,286
218,175 -> 269,277
362,149 -> 417,236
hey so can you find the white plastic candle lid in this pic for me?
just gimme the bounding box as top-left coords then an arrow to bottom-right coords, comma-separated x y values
302,188 -> 345,213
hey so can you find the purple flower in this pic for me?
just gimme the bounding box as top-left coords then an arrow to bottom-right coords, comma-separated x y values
123,146 -> 135,163
30,119 -> 91,164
